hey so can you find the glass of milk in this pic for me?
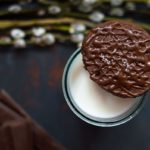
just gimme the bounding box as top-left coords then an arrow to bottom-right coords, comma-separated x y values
62,49 -> 147,127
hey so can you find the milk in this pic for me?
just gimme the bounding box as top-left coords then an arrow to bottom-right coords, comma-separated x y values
67,53 -> 140,120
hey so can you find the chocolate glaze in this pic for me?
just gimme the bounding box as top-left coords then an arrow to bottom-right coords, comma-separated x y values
82,21 -> 150,98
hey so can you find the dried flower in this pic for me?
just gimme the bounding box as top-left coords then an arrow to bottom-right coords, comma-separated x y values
69,0 -> 81,5
78,3 -> 93,13
82,0 -> 97,5
1,37 -> 11,44
11,29 -> 25,39
147,0 -> 150,8
32,27 -> 46,37
110,0 -> 124,6
41,33 -> 55,45
31,33 -> 55,46
31,37 -> 42,45
48,5 -> 61,14
37,9 -> 46,16
77,42 -> 82,48
89,11 -> 105,22
8,5 -> 22,13
14,39 -> 26,48
71,33 -> 84,43
69,23 -> 86,34
19,0 -> 32,4
125,2 -> 136,11
110,8 -> 124,17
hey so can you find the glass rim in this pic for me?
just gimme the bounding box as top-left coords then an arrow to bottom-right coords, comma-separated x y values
62,48 -> 147,127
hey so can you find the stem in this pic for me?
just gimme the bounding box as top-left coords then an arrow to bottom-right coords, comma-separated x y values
62,12 -> 88,19
24,25 -> 71,35
0,17 -> 95,29
0,16 -> 150,31
137,22 -> 150,30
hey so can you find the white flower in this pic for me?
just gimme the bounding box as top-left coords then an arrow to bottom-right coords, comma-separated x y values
110,8 -> 124,17
32,27 -> 46,37
48,5 -> 61,14
14,39 -> 26,48
78,3 -> 93,13
8,5 -> 22,13
78,42 -> 82,48
110,0 -> 124,6
37,9 -> 46,16
1,37 -> 11,44
83,0 -> 97,5
41,33 -> 55,45
69,23 -> 86,34
11,29 -> 25,39
71,33 -> 84,43
147,0 -> 150,8
19,0 -> 32,4
125,2 -> 136,11
69,0 -> 80,5
31,37 -> 42,44
89,11 -> 105,23
31,33 -> 55,46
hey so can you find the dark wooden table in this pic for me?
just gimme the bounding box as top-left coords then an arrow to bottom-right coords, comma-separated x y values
0,43 -> 150,150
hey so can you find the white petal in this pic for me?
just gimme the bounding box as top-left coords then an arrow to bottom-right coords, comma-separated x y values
14,39 -> 26,48
11,29 -> 25,39
125,2 -> 136,11
89,11 -> 105,22
78,3 -> 93,13
83,0 -> 97,5
71,34 -> 84,43
1,37 -> 11,43
110,8 -> 124,17
19,0 -> 32,4
48,5 -> 61,14
77,42 -> 82,48
147,0 -> 150,8
8,5 -> 22,13
37,9 -> 46,16
42,33 -> 55,45
69,0 -> 80,5
69,23 -> 86,34
32,27 -> 46,37
110,0 -> 124,6
31,37 -> 42,44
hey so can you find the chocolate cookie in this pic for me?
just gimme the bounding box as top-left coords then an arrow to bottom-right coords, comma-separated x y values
82,21 -> 150,98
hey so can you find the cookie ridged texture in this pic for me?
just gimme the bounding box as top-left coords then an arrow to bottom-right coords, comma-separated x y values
82,21 -> 150,98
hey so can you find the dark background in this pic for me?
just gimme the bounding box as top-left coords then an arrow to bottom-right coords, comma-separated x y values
0,43 -> 150,150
